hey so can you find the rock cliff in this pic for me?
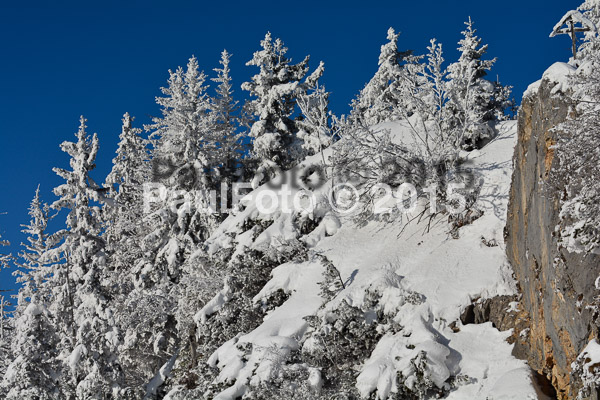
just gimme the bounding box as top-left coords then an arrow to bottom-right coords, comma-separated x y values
506,64 -> 600,399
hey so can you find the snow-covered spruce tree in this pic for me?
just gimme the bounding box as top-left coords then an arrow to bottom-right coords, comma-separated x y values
148,55 -> 215,173
103,112 -> 149,297
242,32 -> 324,181
445,17 -> 512,150
0,189 -> 64,398
13,186 -> 51,314
553,45 -> 600,254
148,54 -> 221,218
100,113 -> 169,396
142,55 -> 216,309
350,27 -> 416,126
50,116 -> 123,398
164,71 -> 252,391
211,50 -> 244,188
1,300 -> 60,399
145,55 -> 219,273
12,187 -> 58,318
104,112 -> 149,248
131,57 -> 221,396
138,57 -> 216,347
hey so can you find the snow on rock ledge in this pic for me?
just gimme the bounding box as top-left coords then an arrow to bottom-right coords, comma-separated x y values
524,62 -> 576,99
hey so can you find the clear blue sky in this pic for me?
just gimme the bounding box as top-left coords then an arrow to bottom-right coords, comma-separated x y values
0,0 -> 582,302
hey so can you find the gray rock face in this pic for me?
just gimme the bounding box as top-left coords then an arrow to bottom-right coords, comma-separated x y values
506,78 -> 600,399
459,295 -> 519,331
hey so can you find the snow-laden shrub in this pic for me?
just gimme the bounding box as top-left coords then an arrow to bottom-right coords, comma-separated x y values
393,350 -> 446,400
195,248 -> 280,354
173,235 -> 309,393
317,255 -> 346,301
241,361 -> 317,400
301,288 -> 397,398
294,210 -> 323,236
332,120 -> 482,227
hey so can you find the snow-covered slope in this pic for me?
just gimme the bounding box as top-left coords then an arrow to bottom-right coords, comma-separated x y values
174,120 -> 547,399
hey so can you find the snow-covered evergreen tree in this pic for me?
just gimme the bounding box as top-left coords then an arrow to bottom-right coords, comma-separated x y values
146,56 -> 219,253
148,56 -> 215,175
130,59 -> 220,395
1,300 -> 60,399
50,116 -> 123,397
242,32 -> 324,178
12,188 -> 55,317
103,113 -> 148,308
211,50 -> 244,186
99,114 -> 167,396
105,113 -> 149,245
140,58 -> 215,290
446,17 -> 512,149
1,190 -> 63,398
155,53 -> 247,389
350,27 -> 418,126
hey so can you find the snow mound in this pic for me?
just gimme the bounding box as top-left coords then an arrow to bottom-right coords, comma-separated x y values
525,62 -> 576,98
523,79 -> 542,99
543,62 -> 576,93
